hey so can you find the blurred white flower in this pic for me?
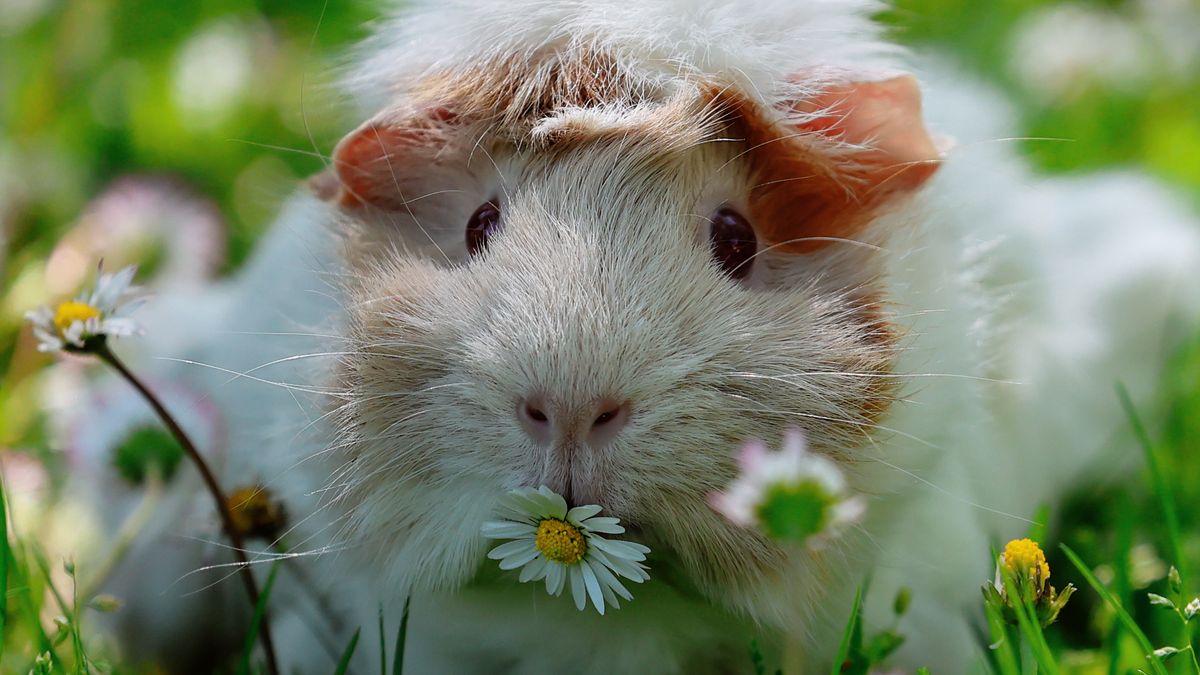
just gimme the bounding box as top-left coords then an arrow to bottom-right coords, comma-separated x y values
482,486 -> 650,615
1010,4 -> 1150,103
1137,0 -> 1200,79
0,451 -> 48,521
60,375 -> 225,531
172,19 -> 274,129
0,0 -> 52,34
709,429 -> 864,547
25,264 -> 141,353
46,175 -> 226,295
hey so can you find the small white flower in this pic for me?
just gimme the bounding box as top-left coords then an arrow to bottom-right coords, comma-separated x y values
709,429 -> 864,547
1185,597 -> 1200,621
25,263 -> 141,353
481,486 -> 650,615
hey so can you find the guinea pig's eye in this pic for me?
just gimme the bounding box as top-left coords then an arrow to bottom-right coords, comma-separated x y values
466,199 -> 502,255
708,206 -> 757,280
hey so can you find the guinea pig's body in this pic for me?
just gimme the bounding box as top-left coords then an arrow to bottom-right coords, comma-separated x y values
89,1 -> 1200,672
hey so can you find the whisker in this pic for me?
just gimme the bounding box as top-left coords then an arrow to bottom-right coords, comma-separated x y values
151,356 -> 345,397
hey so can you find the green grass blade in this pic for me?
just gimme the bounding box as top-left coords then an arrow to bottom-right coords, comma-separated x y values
378,606 -> 387,675
998,565 -> 1058,675
1117,384 -> 1185,579
31,547 -> 85,673
68,563 -> 86,675
749,639 -> 766,675
0,471 -> 9,648
1107,496 -> 1135,675
392,596 -> 410,675
830,585 -> 863,675
983,600 -> 1021,675
333,628 -> 361,675
1060,544 -> 1168,675
237,562 -> 281,675
10,539 -> 58,667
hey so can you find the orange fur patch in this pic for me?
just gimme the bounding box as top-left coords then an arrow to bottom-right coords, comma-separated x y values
712,77 -> 940,254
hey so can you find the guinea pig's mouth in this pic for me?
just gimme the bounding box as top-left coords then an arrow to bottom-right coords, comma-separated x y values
525,474 -> 639,529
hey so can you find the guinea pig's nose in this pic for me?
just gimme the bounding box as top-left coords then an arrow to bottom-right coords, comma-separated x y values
517,396 -> 630,448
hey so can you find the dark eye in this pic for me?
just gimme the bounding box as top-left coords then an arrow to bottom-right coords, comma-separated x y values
466,200 -> 501,255
709,206 -> 757,280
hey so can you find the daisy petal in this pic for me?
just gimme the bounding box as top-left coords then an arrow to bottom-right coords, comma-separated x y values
579,517 -> 624,534
588,557 -> 634,601
580,561 -> 605,615
480,521 -> 537,539
591,548 -> 648,582
518,556 -> 548,583
569,565 -> 587,610
545,563 -> 566,596
591,537 -> 649,562
566,504 -> 603,523
497,546 -> 541,571
25,307 -> 52,325
91,266 -> 137,309
536,486 -> 569,518
502,491 -> 549,518
599,579 -> 620,610
487,539 -> 536,560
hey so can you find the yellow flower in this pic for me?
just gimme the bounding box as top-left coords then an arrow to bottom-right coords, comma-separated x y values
983,537 -> 1075,627
535,518 -> 587,565
53,301 -> 102,333
1003,538 -> 1051,584
227,485 -> 287,541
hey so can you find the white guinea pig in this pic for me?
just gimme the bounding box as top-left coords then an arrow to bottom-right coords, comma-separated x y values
91,0 -> 1200,672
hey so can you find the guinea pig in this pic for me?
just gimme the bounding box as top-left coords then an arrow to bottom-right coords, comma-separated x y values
87,0 -> 1200,672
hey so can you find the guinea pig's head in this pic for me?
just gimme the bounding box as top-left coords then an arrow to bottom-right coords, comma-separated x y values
317,55 -> 941,608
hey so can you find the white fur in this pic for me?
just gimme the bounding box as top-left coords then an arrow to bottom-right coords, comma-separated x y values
86,2 -> 1200,673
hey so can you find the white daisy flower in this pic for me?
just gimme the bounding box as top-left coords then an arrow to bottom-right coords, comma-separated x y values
709,429 -> 865,547
482,486 -> 650,615
25,263 -> 142,353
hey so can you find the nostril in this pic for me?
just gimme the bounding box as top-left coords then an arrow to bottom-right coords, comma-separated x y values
525,403 -> 549,423
592,408 -> 620,427
587,400 -> 630,447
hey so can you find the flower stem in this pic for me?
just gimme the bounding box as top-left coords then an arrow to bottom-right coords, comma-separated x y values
95,343 -> 281,675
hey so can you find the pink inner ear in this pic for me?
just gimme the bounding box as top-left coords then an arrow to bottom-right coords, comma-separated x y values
793,75 -> 941,194
328,106 -> 461,210
331,123 -> 422,209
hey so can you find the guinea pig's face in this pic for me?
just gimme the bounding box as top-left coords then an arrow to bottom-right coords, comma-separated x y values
320,71 -> 940,600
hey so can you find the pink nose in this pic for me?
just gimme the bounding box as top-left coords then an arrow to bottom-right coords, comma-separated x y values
517,395 -> 631,448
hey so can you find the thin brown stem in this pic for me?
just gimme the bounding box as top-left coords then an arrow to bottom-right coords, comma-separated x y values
96,342 -> 281,675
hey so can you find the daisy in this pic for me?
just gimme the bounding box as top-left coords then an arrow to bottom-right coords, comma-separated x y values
25,263 -> 141,353
482,486 -> 650,615
709,429 -> 865,547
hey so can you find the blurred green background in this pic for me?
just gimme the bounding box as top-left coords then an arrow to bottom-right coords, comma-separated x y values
1,0 -> 1199,671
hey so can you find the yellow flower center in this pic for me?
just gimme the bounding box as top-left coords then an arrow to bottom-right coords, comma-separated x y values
227,485 -> 286,540
535,518 -> 587,565
53,301 -> 101,334
1004,538 -> 1050,581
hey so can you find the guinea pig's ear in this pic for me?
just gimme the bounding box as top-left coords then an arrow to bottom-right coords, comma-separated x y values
731,74 -> 945,253
315,105 -> 460,210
